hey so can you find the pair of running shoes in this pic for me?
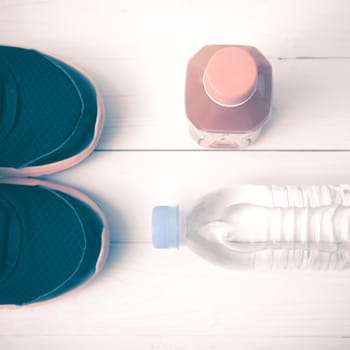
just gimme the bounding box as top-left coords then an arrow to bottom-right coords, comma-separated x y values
0,46 -> 109,307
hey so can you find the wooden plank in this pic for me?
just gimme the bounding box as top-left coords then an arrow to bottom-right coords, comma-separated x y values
1,335 -> 350,350
86,58 -> 350,150
0,0 -> 350,58
1,243 -> 350,338
1,54 -> 349,150
50,151 -> 350,242
1,1 -> 350,150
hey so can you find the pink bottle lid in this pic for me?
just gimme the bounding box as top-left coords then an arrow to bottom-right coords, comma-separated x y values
203,46 -> 258,106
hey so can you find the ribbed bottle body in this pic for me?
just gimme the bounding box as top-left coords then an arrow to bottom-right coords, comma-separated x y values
185,185 -> 350,270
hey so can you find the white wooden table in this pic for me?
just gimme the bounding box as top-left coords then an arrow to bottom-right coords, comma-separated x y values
1,0 -> 350,349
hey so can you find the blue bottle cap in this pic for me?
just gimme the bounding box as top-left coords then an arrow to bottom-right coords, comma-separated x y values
152,206 -> 179,249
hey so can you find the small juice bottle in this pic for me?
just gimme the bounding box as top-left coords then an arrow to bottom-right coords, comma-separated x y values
185,45 -> 272,148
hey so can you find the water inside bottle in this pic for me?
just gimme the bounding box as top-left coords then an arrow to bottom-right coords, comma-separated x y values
189,186 -> 350,270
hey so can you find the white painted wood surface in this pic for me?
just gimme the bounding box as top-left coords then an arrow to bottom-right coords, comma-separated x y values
52,151 -> 350,242
1,0 -> 350,349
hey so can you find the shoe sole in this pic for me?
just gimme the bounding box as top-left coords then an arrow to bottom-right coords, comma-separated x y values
0,52 -> 105,177
0,177 -> 109,308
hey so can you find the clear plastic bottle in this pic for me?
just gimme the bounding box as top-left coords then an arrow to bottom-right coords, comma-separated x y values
152,185 -> 350,270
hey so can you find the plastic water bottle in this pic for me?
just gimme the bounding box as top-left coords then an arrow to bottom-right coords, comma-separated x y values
152,185 -> 350,270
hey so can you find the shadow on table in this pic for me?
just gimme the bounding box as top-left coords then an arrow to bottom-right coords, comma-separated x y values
86,194 -> 131,278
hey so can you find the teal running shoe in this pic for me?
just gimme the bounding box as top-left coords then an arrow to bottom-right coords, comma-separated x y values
0,178 -> 109,307
0,46 -> 104,176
